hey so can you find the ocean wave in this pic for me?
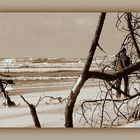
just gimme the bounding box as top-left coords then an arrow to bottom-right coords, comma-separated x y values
0,57 -> 112,71
0,57 -> 84,65
0,57 -> 113,73
2,76 -> 78,81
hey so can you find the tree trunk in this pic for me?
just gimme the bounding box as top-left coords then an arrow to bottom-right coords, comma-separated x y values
29,104 -> 41,128
65,12 -> 106,128
0,83 -> 15,107
20,95 -> 41,128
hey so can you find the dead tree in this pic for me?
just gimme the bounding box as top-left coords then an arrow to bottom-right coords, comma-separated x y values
65,12 -> 140,128
20,95 -> 41,128
0,79 -> 15,107
79,13 -> 140,127
65,12 -> 106,127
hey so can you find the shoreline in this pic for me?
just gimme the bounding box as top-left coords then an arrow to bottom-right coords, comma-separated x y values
8,83 -> 96,97
3,78 -> 101,97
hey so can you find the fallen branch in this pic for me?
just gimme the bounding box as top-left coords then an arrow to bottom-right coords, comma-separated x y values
87,61 -> 140,81
38,96 -> 67,104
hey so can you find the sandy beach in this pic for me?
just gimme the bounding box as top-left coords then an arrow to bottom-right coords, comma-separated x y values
0,57 -> 103,128
0,57 -> 137,128
0,84 -> 99,128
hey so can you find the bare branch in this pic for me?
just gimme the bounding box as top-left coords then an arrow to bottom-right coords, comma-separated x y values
20,95 -> 30,106
87,61 -> 140,81
126,13 -> 140,58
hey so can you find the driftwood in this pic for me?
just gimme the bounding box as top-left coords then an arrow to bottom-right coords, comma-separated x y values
20,95 -> 41,128
37,96 -> 68,104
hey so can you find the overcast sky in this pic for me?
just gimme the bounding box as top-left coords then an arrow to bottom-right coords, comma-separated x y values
0,13 -> 125,58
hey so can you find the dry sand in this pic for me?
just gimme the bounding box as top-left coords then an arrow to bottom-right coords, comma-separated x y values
0,83 -> 98,128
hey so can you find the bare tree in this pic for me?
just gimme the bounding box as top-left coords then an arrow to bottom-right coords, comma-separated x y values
65,12 -> 106,127
65,12 -> 140,128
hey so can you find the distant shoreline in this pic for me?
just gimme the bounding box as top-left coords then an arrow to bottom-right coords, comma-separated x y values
7,82 -> 99,97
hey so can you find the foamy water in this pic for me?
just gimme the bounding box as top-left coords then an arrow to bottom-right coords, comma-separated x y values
0,56 -> 114,78
0,57 -> 113,93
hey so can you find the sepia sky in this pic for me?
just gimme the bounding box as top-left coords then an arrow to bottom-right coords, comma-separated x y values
0,13 -> 125,58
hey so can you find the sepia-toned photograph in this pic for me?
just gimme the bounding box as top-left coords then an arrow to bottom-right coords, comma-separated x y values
0,12 -> 140,128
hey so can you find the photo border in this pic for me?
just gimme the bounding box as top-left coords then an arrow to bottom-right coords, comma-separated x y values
0,0 -> 140,12
0,0 -> 140,140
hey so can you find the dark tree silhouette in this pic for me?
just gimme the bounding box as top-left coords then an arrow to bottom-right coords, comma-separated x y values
0,79 -> 15,107
65,12 -> 140,128
20,95 -> 41,128
65,12 -> 106,127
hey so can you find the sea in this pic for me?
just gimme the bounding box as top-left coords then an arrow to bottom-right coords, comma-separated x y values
0,57 -> 114,95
